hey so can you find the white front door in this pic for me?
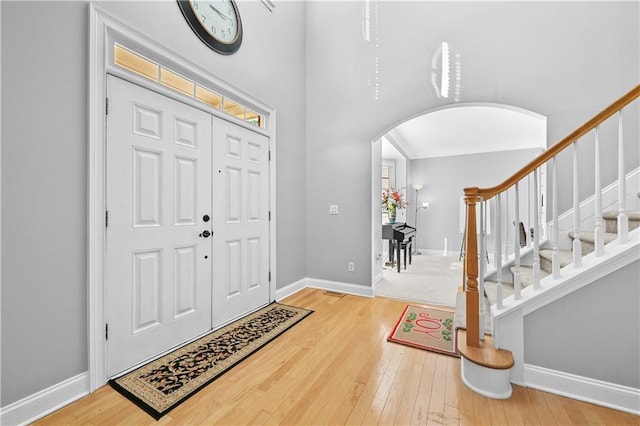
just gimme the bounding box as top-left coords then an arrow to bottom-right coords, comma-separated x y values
212,117 -> 271,327
105,76 -> 213,377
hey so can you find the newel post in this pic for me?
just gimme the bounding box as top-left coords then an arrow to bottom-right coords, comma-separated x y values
464,189 -> 480,347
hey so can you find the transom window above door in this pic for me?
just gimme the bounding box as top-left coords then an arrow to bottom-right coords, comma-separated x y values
114,43 -> 264,129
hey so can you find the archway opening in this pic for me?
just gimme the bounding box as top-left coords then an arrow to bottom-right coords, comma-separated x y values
372,103 -> 547,304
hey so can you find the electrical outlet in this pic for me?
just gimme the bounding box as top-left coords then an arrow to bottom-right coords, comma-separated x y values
329,204 -> 339,215
348,262 -> 355,272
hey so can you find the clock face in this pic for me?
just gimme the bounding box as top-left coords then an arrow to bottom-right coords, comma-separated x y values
178,0 -> 243,54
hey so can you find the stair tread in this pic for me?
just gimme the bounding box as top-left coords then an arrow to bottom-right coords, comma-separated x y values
457,329 -> 514,369
603,210 -> 640,220
539,248 -> 573,266
511,264 -> 552,287
484,280 -> 513,305
569,231 -> 618,244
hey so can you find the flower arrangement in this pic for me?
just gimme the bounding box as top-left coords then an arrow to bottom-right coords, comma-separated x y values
381,188 -> 407,214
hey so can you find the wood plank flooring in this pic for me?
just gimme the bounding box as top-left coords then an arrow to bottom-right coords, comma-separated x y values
35,288 -> 639,425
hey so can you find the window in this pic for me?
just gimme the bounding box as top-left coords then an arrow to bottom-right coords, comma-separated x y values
382,161 -> 396,190
113,43 -> 265,129
382,165 -> 390,190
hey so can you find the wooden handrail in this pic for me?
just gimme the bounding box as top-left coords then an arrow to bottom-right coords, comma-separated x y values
464,84 -> 640,200
462,84 -> 640,349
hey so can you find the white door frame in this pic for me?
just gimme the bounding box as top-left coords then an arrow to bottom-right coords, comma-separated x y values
88,5 -> 277,391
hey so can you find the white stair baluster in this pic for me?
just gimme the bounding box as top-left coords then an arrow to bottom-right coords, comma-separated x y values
532,169 -> 541,290
513,182 -> 522,300
495,194 -> 503,309
572,141 -> 582,267
552,157 -> 560,279
617,110 -> 629,243
492,197 -> 499,271
503,192 -> 509,262
479,199 -> 486,336
527,175 -> 532,248
594,126 -> 605,256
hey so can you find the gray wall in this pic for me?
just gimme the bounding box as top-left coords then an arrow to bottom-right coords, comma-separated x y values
1,0 -> 639,410
1,0 -> 307,406
409,149 -> 542,254
306,1 -> 639,286
524,260 -> 640,388
1,1 -> 88,406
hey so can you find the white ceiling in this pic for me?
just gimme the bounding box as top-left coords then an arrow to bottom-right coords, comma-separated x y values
386,104 -> 547,160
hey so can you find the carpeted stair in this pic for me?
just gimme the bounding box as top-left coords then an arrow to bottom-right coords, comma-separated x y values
455,206 -> 640,334
518,209 -> 639,289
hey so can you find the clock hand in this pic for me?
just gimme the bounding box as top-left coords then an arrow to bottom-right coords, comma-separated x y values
209,3 -> 232,22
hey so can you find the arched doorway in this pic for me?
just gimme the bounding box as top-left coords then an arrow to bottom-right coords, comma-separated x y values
372,103 -> 547,304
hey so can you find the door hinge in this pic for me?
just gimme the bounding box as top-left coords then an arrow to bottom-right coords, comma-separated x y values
268,150 -> 271,161
269,271 -> 271,282
105,323 -> 109,340
106,98 -> 109,115
105,210 -> 109,228
268,211 -> 271,221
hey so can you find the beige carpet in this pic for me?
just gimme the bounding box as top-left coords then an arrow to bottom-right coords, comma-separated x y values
376,255 -> 462,307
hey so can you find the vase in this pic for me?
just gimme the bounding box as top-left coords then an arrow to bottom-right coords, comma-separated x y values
388,207 -> 396,223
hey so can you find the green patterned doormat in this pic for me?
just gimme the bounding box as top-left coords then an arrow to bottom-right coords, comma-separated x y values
109,303 -> 313,419
388,304 -> 458,357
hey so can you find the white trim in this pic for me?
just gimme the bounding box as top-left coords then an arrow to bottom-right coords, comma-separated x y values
307,278 -> 375,298
524,364 -> 640,415
275,278 -> 308,301
277,277 -> 376,301
88,3 -> 107,393
0,0 -> 3,412
88,5 -> 276,391
269,109 -> 277,304
276,277 -> 375,300
0,373 -> 90,426
460,357 -> 512,399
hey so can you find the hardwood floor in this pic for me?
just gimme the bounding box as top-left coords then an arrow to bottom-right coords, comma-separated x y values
36,288 -> 639,425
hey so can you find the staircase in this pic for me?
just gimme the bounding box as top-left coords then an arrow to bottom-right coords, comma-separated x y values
509,208 -> 640,291
455,84 -> 640,404
471,205 -> 640,301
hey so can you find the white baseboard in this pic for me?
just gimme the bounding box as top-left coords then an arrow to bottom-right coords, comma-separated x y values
0,372 -> 90,426
524,364 -> 640,415
275,278 -> 308,301
276,277 -> 374,300
307,278 -> 374,298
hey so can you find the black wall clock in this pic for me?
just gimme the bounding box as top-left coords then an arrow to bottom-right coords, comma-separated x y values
178,0 -> 243,55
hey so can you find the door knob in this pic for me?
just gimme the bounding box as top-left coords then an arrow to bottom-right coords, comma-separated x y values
200,230 -> 211,238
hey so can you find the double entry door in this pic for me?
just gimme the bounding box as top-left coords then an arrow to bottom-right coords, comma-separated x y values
105,75 -> 270,377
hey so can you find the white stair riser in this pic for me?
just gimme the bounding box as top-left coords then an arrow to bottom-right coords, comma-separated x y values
461,357 -> 513,399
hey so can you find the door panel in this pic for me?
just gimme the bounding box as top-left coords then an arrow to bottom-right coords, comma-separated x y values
212,117 -> 270,327
106,75 -> 213,377
132,249 -> 162,333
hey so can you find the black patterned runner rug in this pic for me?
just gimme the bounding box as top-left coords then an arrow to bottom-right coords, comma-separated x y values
109,302 -> 313,419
